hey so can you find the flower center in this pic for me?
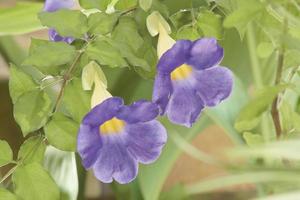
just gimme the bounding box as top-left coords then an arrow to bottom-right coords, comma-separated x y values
170,64 -> 193,81
99,117 -> 125,135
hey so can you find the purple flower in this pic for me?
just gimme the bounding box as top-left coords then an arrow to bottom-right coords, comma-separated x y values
77,97 -> 167,184
43,0 -> 75,43
153,38 -> 233,127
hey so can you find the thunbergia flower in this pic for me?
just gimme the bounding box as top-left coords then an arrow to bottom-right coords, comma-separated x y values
77,97 -> 167,184
44,0 -> 75,43
153,38 -> 233,127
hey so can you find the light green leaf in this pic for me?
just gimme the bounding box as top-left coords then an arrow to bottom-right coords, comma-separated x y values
0,2 -> 44,36
88,12 -> 119,35
284,50 -> 300,69
38,10 -> 88,38
44,113 -> 79,152
139,0 -> 153,11
0,140 -> 13,167
0,188 -> 17,200
18,136 -> 46,165
13,90 -> 52,136
159,184 -> 188,200
79,0 -> 109,10
86,37 -> 128,68
23,40 -> 76,74
13,163 -> 60,200
115,0 -> 138,10
62,78 -> 91,122
242,132 -> 264,147
176,24 -> 201,40
197,10 -> 223,40
235,84 -> 290,132
257,42 -> 274,58
44,146 -> 78,200
223,0 -> 264,37
9,64 -> 37,104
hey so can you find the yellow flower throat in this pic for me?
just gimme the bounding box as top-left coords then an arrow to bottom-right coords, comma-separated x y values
170,64 -> 193,81
99,117 -> 125,135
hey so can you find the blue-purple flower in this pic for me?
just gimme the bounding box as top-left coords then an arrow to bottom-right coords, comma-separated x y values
153,38 -> 233,127
43,0 -> 75,43
77,97 -> 167,184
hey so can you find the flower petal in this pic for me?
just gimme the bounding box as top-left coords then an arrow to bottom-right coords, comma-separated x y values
117,100 -> 159,123
194,66 -> 233,106
166,82 -> 204,127
93,135 -> 138,184
125,120 -> 167,164
82,97 -> 123,127
44,0 -> 74,12
157,40 -> 192,74
152,72 -> 173,115
77,124 -> 102,168
48,29 -> 74,43
187,38 -> 223,70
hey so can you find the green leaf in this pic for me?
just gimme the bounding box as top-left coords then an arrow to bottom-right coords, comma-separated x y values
0,140 -> 13,167
257,42 -> 274,58
38,10 -> 88,38
62,78 -> 91,122
18,136 -> 46,165
86,37 -> 128,68
197,10 -> 223,40
23,40 -> 76,74
111,17 -> 151,71
88,12 -> 119,35
13,90 -> 52,136
242,132 -> 264,147
0,188 -> 17,200
79,0 -> 110,10
176,24 -> 201,40
0,2 -> 43,36
223,0 -> 264,37
139,0 -> 153,11
284,50 -> 300,69
115,0 -> 138,10
235,85 -> 289,132
44,113 -> 79,152
12,163 -> 60,200
44,146 -> 78,200
9,64 -> 37,104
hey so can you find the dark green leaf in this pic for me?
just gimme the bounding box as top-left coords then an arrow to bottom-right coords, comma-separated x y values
0,188 -> 17,200
0,140 -> 13,167
38,10 -> 88,38
62,78 -> 91,122
23,40 -> 76,74
9,64 -> 37,104
86,37 -> 128,68
13,90 -> 52,136
12,163 -> 60,200
115,0 -> 138,10
44,113 -> 79,152
18,136 -> 46,165
88,12 -> 119,35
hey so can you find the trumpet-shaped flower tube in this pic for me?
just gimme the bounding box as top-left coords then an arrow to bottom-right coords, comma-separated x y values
77,97 -> 167,184
153,38 -> 233,127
